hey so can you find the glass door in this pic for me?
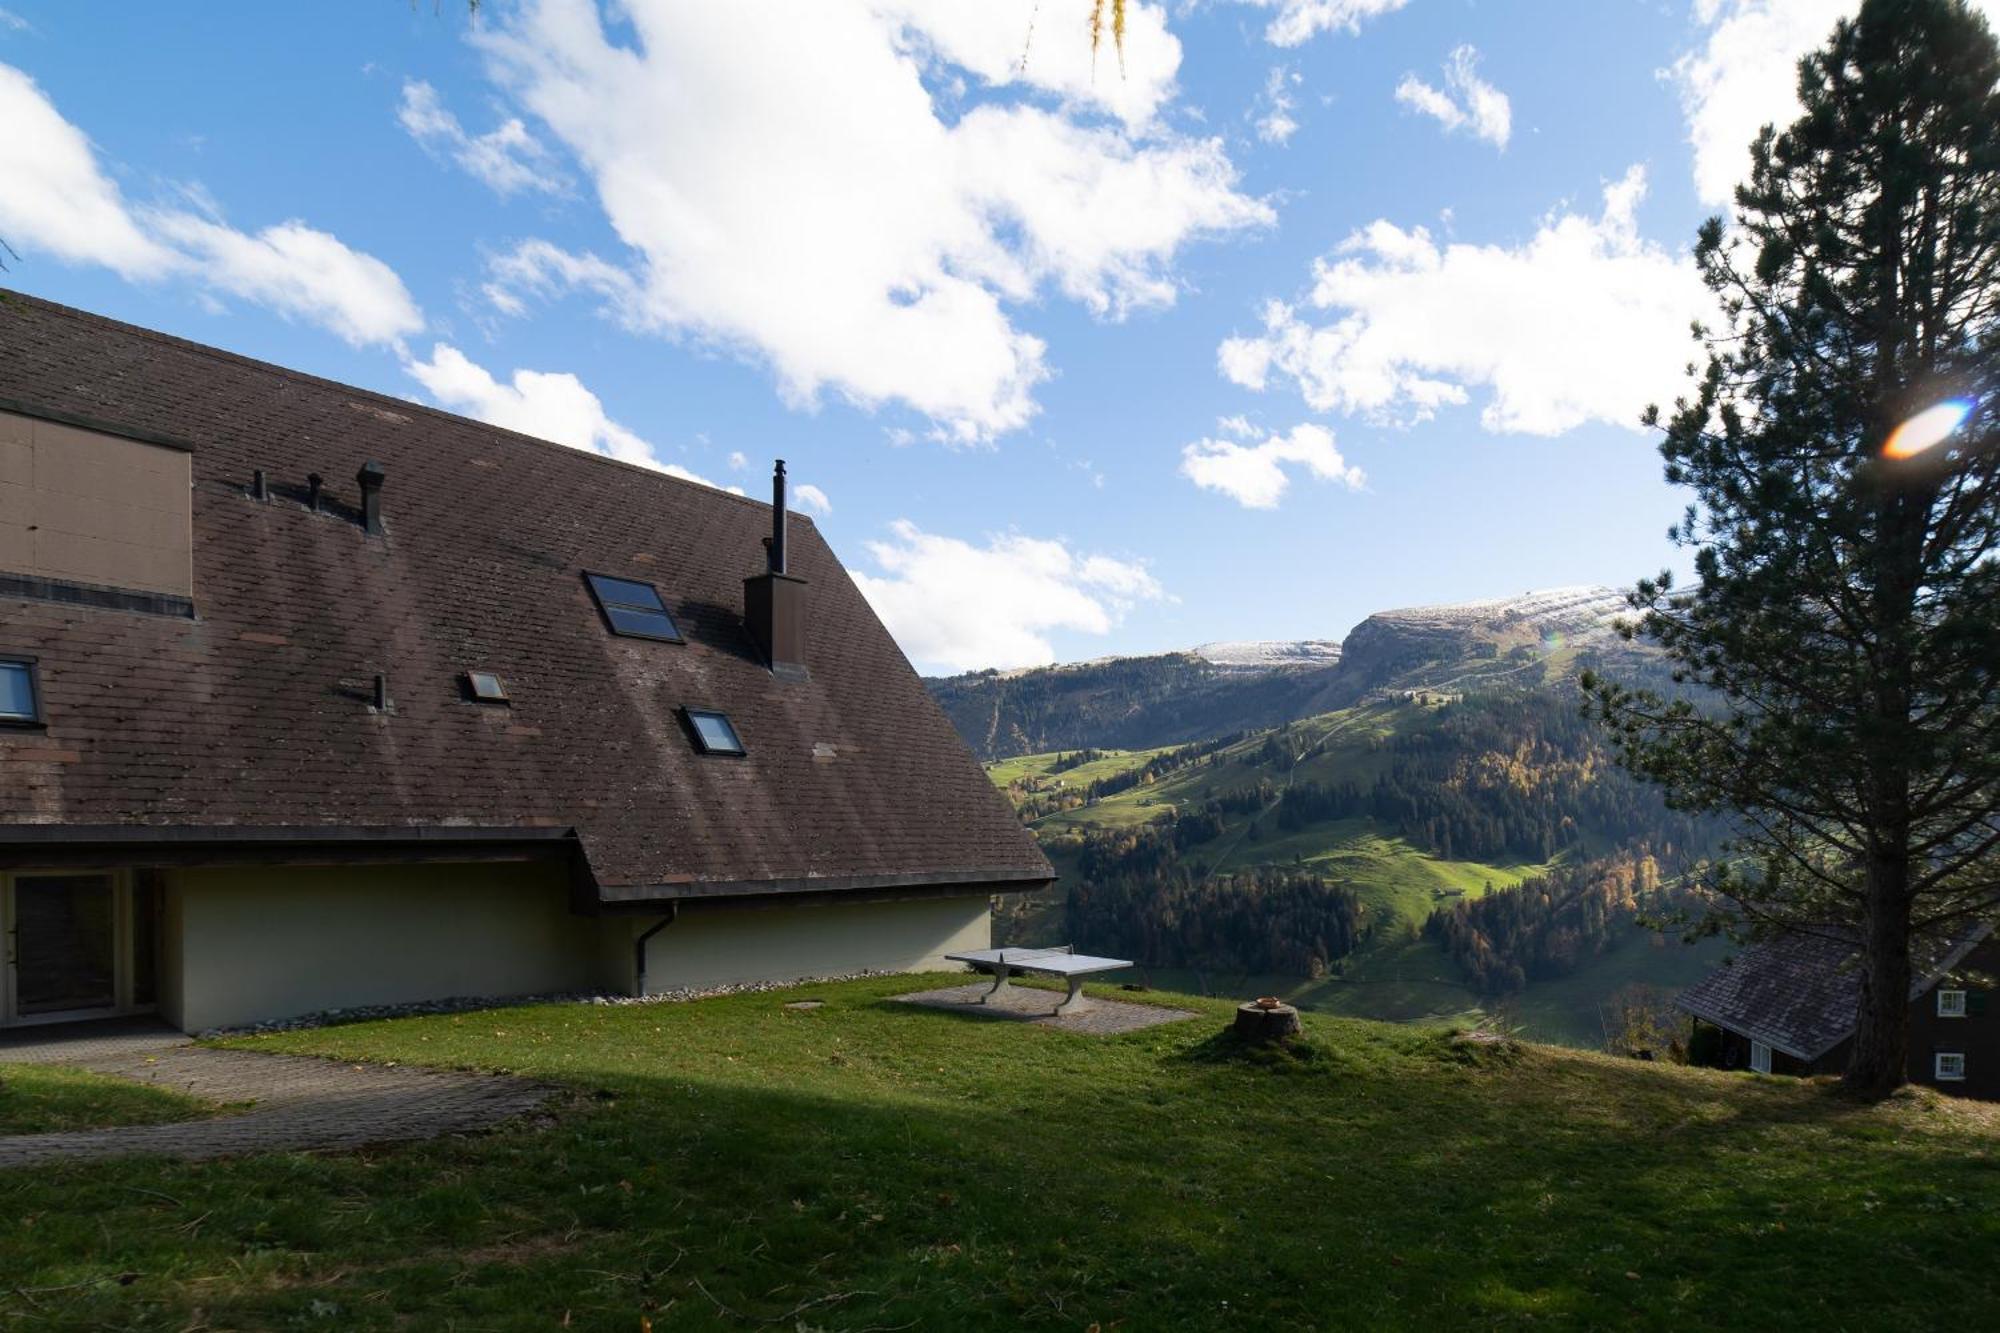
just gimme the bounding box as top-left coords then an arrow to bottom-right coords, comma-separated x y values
6,872 -> 119,1021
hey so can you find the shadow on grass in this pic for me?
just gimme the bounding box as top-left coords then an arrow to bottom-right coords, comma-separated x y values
7,999 -> 1998,1332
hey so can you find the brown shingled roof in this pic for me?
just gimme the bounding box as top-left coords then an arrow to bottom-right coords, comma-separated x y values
1675,923 -> 1992,1060
0,291 -> 1052,902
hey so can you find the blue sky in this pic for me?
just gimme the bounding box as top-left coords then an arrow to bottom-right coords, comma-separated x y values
0,1 -> 1932,673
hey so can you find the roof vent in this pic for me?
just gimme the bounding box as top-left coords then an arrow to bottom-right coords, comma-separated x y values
250,469 -> 269,502
306,472 -> 324,513
356,461 -> 386,536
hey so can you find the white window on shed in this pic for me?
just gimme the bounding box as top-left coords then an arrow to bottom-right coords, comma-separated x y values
1749,1040 -> 1773,1074
1935,1052 -> 1966,1082
1937,989 -> 1968,1018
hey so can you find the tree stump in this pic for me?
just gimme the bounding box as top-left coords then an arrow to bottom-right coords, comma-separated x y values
1234,1000 -> 1301,1043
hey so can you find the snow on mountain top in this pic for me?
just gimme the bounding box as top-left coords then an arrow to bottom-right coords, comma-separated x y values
1371,585 -> 1631,636
1191,640 -> 1344,670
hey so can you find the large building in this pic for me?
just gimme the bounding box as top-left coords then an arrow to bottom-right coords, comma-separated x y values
0,293 -> 1051,1033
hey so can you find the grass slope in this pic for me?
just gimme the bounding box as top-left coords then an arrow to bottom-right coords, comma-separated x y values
0,1065 -> 212,1136
5,979 -> 1999,1330
990,698 -> 1730,1048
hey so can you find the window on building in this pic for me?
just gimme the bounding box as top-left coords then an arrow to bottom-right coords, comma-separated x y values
1938,988 -> 1968,1018
0,658 -> 41,724
1749,1040 -> 1772,1074
684,708 -> 745,756
584,572 -> 683,643
1935,1052 -> 1967,1082
465,671 -> 510,704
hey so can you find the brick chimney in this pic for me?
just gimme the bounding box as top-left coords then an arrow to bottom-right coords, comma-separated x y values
744,459 -> 808,682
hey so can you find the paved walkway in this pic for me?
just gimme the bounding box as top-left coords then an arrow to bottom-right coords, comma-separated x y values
0,1026 -> 553,1169
892,982 -> 1196,1035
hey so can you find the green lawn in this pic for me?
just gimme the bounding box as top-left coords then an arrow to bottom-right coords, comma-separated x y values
4,975 -> 1998,1330
0,1064 -> 212,1136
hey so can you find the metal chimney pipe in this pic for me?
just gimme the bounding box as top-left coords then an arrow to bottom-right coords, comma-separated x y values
251,469 -> 269,501
769,459 -> 788,574
306,472 -> 324,513
356,461 -> 386,536
372,673 -> 390,712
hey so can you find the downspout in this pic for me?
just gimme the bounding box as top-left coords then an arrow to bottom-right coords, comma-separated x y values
633,905 -> 678,998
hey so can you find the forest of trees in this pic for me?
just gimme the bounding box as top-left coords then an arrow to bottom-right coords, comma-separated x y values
1028,691 -> 1722,988
1059,826 -> 1362,976
1161,693 -> 1717,867
1423,851 -> 1700,996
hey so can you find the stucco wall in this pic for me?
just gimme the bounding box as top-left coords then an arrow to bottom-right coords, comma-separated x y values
614,892 -> 992,995
160,862 -> 604,1031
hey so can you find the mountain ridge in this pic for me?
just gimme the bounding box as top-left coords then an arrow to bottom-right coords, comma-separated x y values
927,584 -> 1647,759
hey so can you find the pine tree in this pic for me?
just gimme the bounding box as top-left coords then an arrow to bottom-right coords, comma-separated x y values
1587,0 -> 2000,1094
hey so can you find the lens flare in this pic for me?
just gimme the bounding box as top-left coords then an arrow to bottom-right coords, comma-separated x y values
1884,400 -> 1974,460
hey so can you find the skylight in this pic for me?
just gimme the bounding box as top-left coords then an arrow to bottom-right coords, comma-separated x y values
584,572 -> 683,642
466,671 -> 510,704
684,708 -> 745,756
0,658 -> 40,724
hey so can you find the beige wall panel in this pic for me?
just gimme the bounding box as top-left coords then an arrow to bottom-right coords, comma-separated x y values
0,410 -> 192,596
0,436 -> 29,486
165,863 -> 608,1031
0,510 -> 30,571
627,892 -> 992,994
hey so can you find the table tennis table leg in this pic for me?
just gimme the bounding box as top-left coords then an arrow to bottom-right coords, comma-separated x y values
1052,975 -> 1091,1017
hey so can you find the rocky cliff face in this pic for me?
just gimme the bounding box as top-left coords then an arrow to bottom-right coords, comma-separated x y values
1337,585 -> 1632,689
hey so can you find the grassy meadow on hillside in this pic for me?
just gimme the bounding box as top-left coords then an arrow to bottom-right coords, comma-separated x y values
987,694 -> 1722,1048
4,976 -> 1997,1330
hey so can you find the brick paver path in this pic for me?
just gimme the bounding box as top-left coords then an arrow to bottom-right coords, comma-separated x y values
0,1032 -> 553,1168
892,983 -> 1196,1035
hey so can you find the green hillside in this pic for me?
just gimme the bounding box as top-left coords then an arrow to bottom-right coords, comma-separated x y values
989,690 -> 1723,1048
10,977 -> 1995,1329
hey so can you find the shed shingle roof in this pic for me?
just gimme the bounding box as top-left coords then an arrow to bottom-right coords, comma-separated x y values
0,292 -> 1051,900
1675,923 -> 1991,1060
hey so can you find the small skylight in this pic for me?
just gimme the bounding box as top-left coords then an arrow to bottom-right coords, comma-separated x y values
0,659 -> 40,724
584,572 -> 683,642
466,671 -> 510,704
685,708 -> 746,756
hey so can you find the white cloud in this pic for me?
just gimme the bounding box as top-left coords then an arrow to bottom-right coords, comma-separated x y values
1256,66 -> 1300,144
852,520 -> 1165,672
1219,167 -> 1709,435
1232,0 -> 1410,47
1180,421 -> 1363,508
1395,45 -> 1511,148
1671,0 -> 2000,206
152,215 -> 424,349
873,0 -> 1184,130
0,62 -> 421,347
727,451 -> 748,471
0,64 -> 175,278
793,482 -> 833,516
474,0 -> 1267,443
0,9 -> 30,33
404,342 -> 729,489
397,79 -> 566,197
